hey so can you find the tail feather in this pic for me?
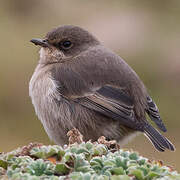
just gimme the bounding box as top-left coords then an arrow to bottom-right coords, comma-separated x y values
144,124 -> 175,151
144,133 -> 165,152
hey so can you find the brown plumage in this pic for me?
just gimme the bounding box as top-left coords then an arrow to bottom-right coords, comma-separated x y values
29,25 -> 175,152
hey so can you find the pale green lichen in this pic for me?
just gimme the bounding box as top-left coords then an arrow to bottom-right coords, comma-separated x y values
0,141 -> 179,180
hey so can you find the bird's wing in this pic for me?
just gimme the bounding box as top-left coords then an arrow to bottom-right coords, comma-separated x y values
146,96 -> 167,132
50,47 -> 146,130
74,85 -> 142,130
74,87 -> 175,151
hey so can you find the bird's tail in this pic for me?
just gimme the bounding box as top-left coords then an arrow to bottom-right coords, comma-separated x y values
143,124 -> 175,152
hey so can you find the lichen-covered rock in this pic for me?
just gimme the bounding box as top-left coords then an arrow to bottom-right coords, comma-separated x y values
0,130 -> 179,180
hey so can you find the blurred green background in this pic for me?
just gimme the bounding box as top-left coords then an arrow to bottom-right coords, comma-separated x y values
0,0 -> 179,170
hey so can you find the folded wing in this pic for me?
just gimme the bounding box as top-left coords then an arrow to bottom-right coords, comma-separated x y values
75,85 -> 142,130
74,85 -> 175,152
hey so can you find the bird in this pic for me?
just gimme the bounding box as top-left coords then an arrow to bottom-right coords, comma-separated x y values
29,25 -> 175,152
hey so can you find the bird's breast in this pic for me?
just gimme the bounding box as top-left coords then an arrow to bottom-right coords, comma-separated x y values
29,64 -> 74,144
29,64 -> 58,122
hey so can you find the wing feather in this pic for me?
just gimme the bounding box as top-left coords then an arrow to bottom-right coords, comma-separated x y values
146,96 -> 167,132
75,85 -> 141,130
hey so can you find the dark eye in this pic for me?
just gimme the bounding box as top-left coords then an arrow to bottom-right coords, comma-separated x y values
62,40 -> 72,49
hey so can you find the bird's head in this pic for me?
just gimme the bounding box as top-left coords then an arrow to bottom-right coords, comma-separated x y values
30,25 -> 100,64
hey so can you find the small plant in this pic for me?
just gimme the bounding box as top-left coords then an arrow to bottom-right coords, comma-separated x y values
0,129 -> 179,180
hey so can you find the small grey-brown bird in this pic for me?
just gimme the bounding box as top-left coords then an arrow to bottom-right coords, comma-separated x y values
29,25 -> 175,152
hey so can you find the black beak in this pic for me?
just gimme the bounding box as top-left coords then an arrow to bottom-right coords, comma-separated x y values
30,38 -> 49,47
